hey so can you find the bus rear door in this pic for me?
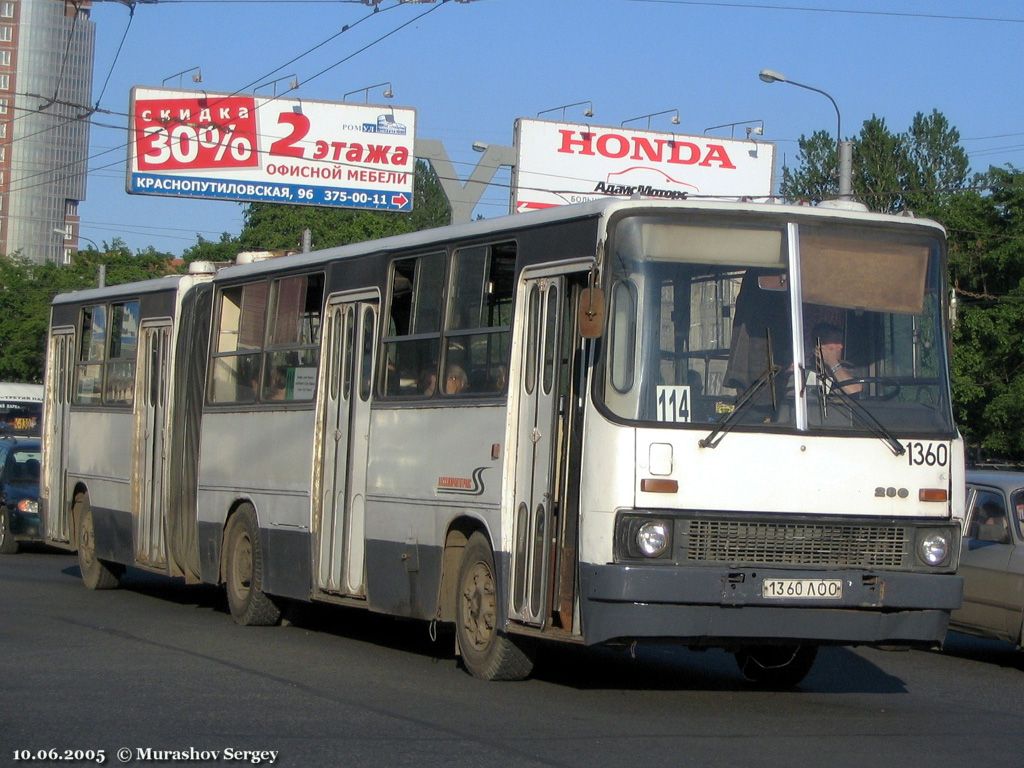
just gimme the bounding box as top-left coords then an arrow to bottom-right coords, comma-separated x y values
133,322 -> 171,568
44,329 -> 74,545
315,293 -> 378,598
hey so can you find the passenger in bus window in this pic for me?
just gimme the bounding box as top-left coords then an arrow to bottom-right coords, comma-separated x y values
418,369 -> 437,396
491,364 -> 508,393
266,366 -> 288,400
813,323 -> 862,395
444,365 -> 468,395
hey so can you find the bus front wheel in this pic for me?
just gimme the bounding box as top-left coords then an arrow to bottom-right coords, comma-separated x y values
455,532 -> 534,681
223,505 -> 281,626
75,495 -> 123,590
735,644 -> 817,688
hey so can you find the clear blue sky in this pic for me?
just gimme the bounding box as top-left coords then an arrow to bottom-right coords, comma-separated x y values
80,0 -> 1024,255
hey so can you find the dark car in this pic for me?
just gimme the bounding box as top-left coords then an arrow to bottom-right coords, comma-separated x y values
0,437 -> 42,554
950,469 -> 1024,649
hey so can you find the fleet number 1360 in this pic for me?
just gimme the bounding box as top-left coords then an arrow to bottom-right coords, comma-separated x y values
905,441 -> 948,467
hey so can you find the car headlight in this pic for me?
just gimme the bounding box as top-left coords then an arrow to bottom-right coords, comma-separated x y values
636,520 -> 671,558
918,531 -> 950,567
16,499 -> 38,515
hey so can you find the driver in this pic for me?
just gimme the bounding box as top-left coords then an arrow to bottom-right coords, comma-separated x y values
813,323 -> 862,395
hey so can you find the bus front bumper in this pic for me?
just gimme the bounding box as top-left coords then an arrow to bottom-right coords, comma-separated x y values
578,563 -> 963,648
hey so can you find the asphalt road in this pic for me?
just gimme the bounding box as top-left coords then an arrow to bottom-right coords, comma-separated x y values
1,548 -> 1022,768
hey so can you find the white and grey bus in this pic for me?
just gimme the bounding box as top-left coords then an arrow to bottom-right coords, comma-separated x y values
42,198 -> 964,684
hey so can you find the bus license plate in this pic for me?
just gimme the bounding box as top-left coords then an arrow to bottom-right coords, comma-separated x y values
761,578 -> 843,600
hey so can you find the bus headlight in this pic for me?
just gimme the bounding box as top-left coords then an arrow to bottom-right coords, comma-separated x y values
636,521 -> 671,558
918,531 -> 950,567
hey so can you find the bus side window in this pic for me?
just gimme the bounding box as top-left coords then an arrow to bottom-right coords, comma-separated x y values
443,242 -> 515,397
382,252 -> 444,398
209,283 -> 266,404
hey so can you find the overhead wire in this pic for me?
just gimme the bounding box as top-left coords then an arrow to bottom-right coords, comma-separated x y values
93,2 -> 137,108
626,0 -> 1024,24
5,0 -> 429,194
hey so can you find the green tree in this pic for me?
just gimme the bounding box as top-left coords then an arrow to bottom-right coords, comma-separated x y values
779,129 -> 837,203
0,243 -> 180,381
239,159 -> 451,250
904,110 -> 970,213
183,232 -> 244,264
780,110 -> 968,215
853,116 -> 907,213
944,167 -> 1024,458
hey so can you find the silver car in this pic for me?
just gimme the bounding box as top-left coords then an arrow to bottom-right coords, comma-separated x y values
951,470 -> 1024,648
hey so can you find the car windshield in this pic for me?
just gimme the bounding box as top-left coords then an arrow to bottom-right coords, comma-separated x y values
3,445 -> 41,485
597,211 -> 954,437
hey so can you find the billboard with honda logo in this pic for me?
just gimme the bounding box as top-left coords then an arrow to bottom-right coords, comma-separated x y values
512,118 -> 774,212
127,87 -> 416,212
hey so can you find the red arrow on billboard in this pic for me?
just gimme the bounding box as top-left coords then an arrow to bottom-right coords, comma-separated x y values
392,193 -> 409,208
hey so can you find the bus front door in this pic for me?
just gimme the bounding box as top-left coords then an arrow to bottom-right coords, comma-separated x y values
43,329 -> 74,545
511,274 -> 571,627
315,296 -> 378,598
132,323 -> 171,568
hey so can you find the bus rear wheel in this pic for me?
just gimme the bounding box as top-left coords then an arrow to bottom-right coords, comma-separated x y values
75,495 -> 123,590
735,644 -> 817,688
455,532 -> 534,681
223,505 -> 281,626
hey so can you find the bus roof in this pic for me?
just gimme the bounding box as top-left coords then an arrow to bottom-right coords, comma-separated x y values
214,198 -> 946,282
0,382 -> 43,402
50,273 -> 189,307
47,199 -> 948,301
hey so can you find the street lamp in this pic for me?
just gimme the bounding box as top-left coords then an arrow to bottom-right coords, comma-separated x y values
537,100 -> 594,120
162,66 -> 202,88
54,228 -> 99,250
759,68 -> 852,200
703,119 -> 764,139
253,74 -> 299,97
621,108 -> 680,130
343,82 -> 393,103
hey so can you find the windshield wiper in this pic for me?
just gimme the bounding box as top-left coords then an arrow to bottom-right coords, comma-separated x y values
818,365 -> 906,456
700,331 -> 779,450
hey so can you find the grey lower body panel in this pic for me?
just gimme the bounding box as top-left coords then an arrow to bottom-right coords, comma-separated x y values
580,563 -> 963,647
92,506 -> 134,564
196,520 -> 312,602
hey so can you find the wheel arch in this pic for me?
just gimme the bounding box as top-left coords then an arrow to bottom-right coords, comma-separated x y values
436,514 -> 495,623
69,481 -> 90,546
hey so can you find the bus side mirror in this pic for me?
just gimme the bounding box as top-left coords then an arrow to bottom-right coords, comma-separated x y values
578,287 -> 605,338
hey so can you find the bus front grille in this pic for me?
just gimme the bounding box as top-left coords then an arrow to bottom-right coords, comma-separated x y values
683,519 -> 908,568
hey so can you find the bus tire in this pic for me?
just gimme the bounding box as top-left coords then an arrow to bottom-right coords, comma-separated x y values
735,644 -> 817,688
456,532 -> 534,681
223,505 -> 281,627
75,495 -> 123,590
0,506 -> 19,554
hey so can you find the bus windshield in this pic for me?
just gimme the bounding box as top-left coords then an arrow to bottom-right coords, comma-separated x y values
599,212 -> 954,437
0,399 -> 42,437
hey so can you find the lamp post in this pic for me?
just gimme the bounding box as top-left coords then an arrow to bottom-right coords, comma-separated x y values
253,74 -> 299,97
54,229 -> 104,285
343,82 -> 393,103
537,100 -> 594,120
759,68 -> 852,200
161,66 -> 202,88
620,108 -> 680,130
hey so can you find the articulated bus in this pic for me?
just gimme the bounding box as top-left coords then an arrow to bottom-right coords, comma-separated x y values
42,199 -> 964,685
